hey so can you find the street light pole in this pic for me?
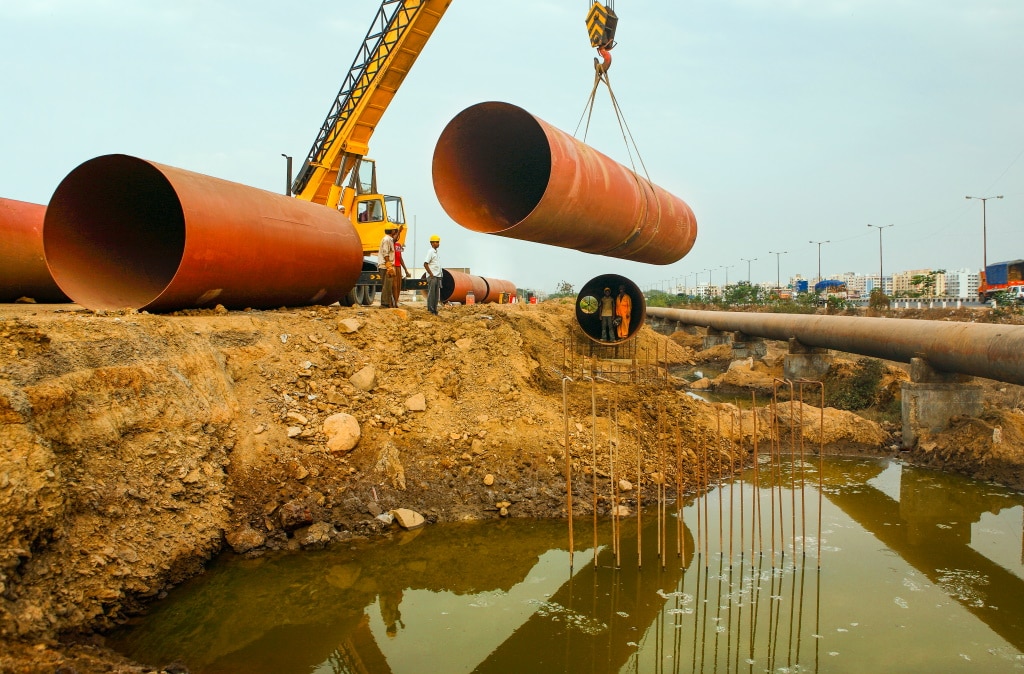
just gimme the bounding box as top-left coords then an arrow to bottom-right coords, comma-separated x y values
809,239 -> 830,287
741,257 -> 757,285
866,224 -> 893,294
965,195 -> 1003,271
768,251 -> 787,291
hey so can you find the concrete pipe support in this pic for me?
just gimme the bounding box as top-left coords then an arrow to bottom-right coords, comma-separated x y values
432,102 -> 697,265
576,274 -> 645,343
646,307 -> 1024,386
0,198 -> 69,303
43,155 -> 364,312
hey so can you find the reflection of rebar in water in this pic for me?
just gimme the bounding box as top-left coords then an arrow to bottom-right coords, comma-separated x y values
750,553 -> 765,671
797,380 -> 825,567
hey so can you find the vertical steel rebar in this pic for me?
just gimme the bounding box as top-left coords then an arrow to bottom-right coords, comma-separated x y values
562,376 -> 574,569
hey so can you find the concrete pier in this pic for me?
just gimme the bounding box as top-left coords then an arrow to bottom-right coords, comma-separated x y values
901,357 -> 984,449
783,338 -> 833,381
702,327 -> 731,350
731,331 -> 767,359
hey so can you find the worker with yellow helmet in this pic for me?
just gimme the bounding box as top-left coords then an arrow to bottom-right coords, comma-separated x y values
424,234 -> 442,315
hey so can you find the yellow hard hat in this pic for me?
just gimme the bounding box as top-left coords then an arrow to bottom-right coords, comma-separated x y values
430,235 -> 440,242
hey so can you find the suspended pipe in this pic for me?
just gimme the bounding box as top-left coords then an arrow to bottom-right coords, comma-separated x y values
0,198 -> 70,303
647,307 -> 1024,386
43,154 -> 364,312
432,102 -> 697,265
575,274 -> 645,343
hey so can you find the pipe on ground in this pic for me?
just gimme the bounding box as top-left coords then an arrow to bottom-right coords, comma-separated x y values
440,270 -> 515,304
481,277 -> 517,304
432,102 -> 697,265
576,274 -> 645,343
0,198 -> 70,303
43,154 -> 364,312
647,307 -> 1024,386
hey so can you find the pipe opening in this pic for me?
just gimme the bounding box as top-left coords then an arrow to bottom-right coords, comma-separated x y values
44,155 -> 185,310
576,274 -> 645,343
432,102 -> 550,233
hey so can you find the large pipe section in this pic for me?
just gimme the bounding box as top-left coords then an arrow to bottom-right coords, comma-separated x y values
43,155 -> 364,312
0,198 -> 70,303
648,307 -> 1024,386
440,270 -> 516,304
481,277 -> 517,304
432,102 -> 697,265
576,274 -> 645,342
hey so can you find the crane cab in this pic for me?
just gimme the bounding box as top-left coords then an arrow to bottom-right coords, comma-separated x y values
335,158 -> 407,252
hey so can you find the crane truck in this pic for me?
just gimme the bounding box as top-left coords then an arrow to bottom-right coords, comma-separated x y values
290,0 -> 451,306
289,1 -> 618,306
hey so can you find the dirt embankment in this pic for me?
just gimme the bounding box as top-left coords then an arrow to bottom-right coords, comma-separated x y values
1,300 -> 1021,672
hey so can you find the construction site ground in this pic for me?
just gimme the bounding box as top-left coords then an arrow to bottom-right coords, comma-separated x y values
2,298 -> 1023,673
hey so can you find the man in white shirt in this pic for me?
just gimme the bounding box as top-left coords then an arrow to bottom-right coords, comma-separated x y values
423,235 -> 442,315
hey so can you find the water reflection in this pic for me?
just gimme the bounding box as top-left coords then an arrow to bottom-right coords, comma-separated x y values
108,459 -> 1024,673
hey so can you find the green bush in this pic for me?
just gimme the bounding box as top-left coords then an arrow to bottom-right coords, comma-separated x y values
825,357 -> 885,411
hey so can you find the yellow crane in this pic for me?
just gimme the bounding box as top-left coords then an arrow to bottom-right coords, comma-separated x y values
292,0 -> 451,259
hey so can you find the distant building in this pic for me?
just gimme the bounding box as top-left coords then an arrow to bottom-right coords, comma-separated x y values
944,268 -> 980,298
862,274 -> 892,294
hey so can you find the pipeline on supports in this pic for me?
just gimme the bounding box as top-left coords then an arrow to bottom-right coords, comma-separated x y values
432,102 -> 697,265
43,155 -> 365,312
646,307 -> 1024,386
440,269 -> 517,305
575,274 -> 645,343
0,197 -> 70,303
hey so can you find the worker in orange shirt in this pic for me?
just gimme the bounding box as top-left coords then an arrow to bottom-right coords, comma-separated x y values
615,284 -> 632,339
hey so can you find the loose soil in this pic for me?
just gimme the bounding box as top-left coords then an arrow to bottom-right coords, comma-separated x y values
2,299 -> 1022,672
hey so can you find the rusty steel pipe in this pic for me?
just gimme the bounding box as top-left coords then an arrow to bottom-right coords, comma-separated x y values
481,277 -> 517,304
440,269 -> 488,304
43,155 -> 364,312
0,198 -> 70,303
576,274 -> 646,343
647,307 -> 1024,386
432,102 -> 697,265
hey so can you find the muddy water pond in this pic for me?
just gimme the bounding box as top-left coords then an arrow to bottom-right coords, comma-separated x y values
108,458 -> 1024,673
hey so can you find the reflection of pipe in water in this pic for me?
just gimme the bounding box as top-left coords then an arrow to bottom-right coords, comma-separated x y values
472,515 -> 694,674
433,102 -> 697,265
43,154 -> 364,311
0,197 -> 70,303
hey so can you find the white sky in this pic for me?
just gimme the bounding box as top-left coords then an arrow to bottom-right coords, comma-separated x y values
2,0 -> 1022,294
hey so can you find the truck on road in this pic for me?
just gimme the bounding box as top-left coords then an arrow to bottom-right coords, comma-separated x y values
978,259 -> 1024,304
